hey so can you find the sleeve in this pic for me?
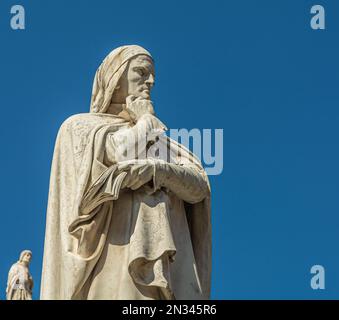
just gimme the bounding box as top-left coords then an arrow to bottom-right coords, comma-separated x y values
105,114 -> 167,164
153,159 -> 210,204
6,265 -> 17,294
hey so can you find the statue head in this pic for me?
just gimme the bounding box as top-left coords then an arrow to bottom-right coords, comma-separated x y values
19,250 -> 32,265
90,45 -> 154,114
112,54 -> 155,104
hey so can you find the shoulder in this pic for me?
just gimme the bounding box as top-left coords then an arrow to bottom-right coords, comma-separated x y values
59,113 -> 128,134
60,113 -> 95,128
8,263 -> 20,276
57,113 -> 101,135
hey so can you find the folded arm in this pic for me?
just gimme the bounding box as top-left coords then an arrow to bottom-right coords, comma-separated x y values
154,160 -> 210,204
116,159 -> 210,204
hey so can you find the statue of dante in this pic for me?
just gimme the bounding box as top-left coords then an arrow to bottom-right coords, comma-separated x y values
40,45 -> 211,300
6,250 -> 33,300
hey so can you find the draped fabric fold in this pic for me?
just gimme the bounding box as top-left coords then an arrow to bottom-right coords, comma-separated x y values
41,113 -> 211,299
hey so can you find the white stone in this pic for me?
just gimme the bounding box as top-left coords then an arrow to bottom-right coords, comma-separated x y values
40,45 -> 211,300
6,250 -> 33,300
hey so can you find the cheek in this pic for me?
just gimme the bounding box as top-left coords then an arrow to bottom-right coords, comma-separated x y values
128,72 -> 144,84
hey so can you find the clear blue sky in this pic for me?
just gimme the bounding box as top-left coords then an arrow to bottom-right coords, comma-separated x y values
1,0 -> 339,300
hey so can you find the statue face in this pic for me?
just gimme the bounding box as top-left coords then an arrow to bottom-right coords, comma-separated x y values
114,55 -> 155,103
126,55 -> 155,100
22,252 -> 32,264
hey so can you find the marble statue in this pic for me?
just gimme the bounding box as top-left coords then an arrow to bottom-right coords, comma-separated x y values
6,250 -> 33,300
40,45 -> 211,300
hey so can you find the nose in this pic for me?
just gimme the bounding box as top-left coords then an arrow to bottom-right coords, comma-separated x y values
145,73 -> 155,87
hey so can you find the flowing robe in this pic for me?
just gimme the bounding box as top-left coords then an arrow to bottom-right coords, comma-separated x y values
40,112 -> 211,300
6,263 -> 33,300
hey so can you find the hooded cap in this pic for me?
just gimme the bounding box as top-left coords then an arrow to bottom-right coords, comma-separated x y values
90,45 -> 153,113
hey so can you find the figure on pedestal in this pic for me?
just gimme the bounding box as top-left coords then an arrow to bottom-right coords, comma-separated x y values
41,45 -> 211,300
6,250 -> 33,300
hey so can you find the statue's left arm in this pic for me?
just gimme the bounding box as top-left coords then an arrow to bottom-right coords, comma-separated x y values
109,110 -> 210,203
117,159 -> 209,204
153,160 -> 210,204
6,265 -> 17,295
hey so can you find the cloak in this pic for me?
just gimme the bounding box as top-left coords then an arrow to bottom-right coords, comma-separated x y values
40,112 -> 211,300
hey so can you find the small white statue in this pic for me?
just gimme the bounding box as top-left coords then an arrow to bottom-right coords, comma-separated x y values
6,250 -> 33,300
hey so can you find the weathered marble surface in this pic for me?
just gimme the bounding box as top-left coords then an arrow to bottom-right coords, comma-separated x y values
6,250 -> 33,300
40,45 -> 211,300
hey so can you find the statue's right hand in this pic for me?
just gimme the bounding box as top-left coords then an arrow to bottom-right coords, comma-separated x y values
125,95 -> 155,120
